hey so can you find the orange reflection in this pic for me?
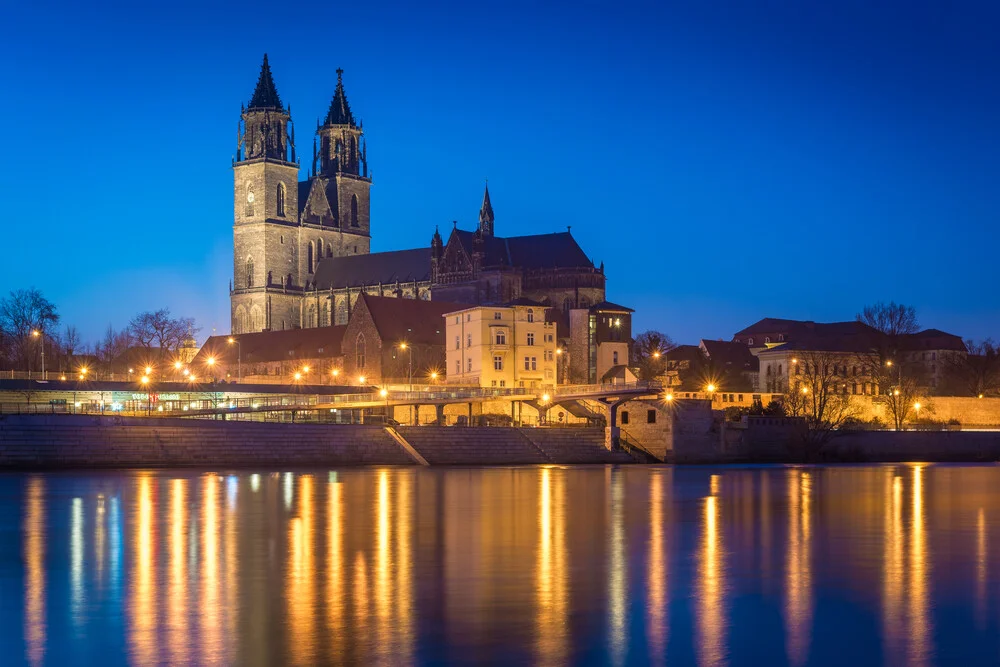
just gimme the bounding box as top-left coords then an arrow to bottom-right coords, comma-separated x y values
646,472 -> 668,663
201,474 -> 221,663
288,474 -> 316,663
909,466 -> 931,666
24,477 -> 45,666
168,479 -> 189,665
608,469 -> 627,666
129,474 -> 156,664
976,508 -> 987,629
536,467 -> 568,665
375,470 -> 390,659
883,472 -> 905,662
785,471 -> 812,666
697,493 -> 726,667
327,476 -> 345,661
396,472 -> 414,663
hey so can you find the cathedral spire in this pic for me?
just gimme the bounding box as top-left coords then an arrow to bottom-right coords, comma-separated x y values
248,54 -> 283,110
478,182 -> 495,237
324,68 -> 356,127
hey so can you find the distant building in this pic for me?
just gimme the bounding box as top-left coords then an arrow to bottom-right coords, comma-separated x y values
568,302 -> 633,384
444,300 -> 557,389
192,327 -> 346,383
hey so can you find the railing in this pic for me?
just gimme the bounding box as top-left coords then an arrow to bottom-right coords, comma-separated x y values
618,428 -> 662,463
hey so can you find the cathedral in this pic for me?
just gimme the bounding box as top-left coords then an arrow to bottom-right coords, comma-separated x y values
230,55 -> 608,337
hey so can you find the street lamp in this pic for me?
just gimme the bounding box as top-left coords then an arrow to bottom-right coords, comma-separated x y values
705,383 -> 716,402
398,342 -> 413,390
430,371 -> 438,383
140,375 -> 151,416
358,375 -> 367,385
227,337 -> 242,381
331,368 -> 340,381
31,329 -> 45,378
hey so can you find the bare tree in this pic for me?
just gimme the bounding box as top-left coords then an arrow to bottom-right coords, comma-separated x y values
857,301 -> 919,336
631,330 -> 676,380
0,288 -> 59,370
941,339 -> 1000,397
128,309 -> 200,365
96,325 -> 134,377
782,349 -> 858,436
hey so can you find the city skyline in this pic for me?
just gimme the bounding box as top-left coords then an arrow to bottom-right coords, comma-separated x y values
4,1 -> 1000,345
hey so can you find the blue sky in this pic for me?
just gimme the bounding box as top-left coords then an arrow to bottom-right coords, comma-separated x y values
2,1 -> 998,346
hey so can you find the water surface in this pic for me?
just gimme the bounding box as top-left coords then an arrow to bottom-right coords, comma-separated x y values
2,464 -> 998,665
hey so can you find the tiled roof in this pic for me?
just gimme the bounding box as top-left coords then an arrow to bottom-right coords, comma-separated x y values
313,248 -> 431,290
450,230 -> 594,270
359,294 -> 466,346
701,339 -> 760,372
192,327 -> 347,366
248,54 -> 283,110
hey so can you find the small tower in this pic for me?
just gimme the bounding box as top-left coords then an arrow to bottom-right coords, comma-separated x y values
430,226 -> 443,282
231,54 -> 301,334
478,183 -> 495,237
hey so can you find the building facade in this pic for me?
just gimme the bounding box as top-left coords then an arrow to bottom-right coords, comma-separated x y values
445,301 -> 557,389
567,302 -> 633,384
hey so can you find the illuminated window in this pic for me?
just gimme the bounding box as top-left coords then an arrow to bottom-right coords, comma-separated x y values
277,183 -> 286,216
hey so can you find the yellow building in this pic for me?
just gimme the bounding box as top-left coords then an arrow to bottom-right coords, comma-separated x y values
445,300 -> 557,389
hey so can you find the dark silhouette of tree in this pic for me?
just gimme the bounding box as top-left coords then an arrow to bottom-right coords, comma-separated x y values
631,330 -> 675,380
0,288 -> 59,371
941,339 -> 1000,397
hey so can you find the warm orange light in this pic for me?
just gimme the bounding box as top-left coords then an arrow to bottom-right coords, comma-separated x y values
358,376 -> 367,384
886,360 -> 893,367
665,393 -> 673,402
60,375 -> 66,381
979,394 -> 984,399
80,367 -> 88,375
399,342 -> 407,350
706,384 -> 716,393
894,389 -> 900,396
206,357 -> 215,366
801,387 -> 809,394
791,358 -> 798,364
331,369 -> 340,377
182,368 -> 189,376
430,371 -> 438,380
541,393 -> 550,403
144,366 -> 152,375
556,348 -> 563,355
31,330 -> 40,338
914,402 -> 922,411
189,374 -> 197,382
227,337 -> 235,344
294,372 -> 302,381
128,368 -> 134,374
140,376 -> 149,385
302,366 -> 310,373
653,351 -> 661,359
379,388 -> 388,398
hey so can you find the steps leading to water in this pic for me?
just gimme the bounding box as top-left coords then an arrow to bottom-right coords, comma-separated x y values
520,428 -> 636,464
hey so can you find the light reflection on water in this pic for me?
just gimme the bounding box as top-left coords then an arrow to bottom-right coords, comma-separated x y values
5,464 -> 1000,665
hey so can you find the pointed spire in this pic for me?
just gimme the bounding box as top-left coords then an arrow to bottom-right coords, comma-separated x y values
324,68 -> 357,127
248,54 -> 283,110
478,182 -> 495,236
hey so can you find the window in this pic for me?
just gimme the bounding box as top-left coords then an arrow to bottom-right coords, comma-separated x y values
494,311 -> 502,320
317,239 -> 323,259
455,316 -> 459,324
350,194 -> 359,227
455,360 -> 460,374
777,364 -> 782,376
621,411 -> 630,425
613,351 -> 619,365
499,380 -> 505,387
307,242 -> 314,273
494,330 -> 506,345
467,358 -> 472,372
747,338 -> 753,345
932,352 -> 937,361
527,332 -> 535,346
455,336 -> 460,350
491,380 -> 496,387
531,357 -> 537,371
466,334 -> 472,348
579,297 -> 590,308
245,257 -> 254,288
277,183 -> 286,216
356,333 -> 366,369
527,309 -> 534,323
647,409 -> 656,424
494,356 -> 503,371
778,334 -> 784,341
765,336 -> 771,343
245,185 -> 255,216
524,357 -> 530,371
467,314 -> 472,322
563,298 -> 572,312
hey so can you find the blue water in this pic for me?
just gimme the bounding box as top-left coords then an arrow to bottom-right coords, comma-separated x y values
0,465 -> 998,666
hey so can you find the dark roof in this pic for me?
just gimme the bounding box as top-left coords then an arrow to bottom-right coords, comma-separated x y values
733,317 -> 808,337
505,297 -> 545,307
737,317 -> 966,354
359,294 -> 466,346
450,230 -> 593,270
324,68 -> 356,127
248,54 -> 283,110
899,329 -> 967,352
313,248 -> 431,290
701,339 -> 760,372
665,344 -> 704,363
192,327 -> 347,366
589,301 -> 634,313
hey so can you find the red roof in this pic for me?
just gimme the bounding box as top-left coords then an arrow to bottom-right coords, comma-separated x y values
359,294 -> 467,346
192,326 -> 347,365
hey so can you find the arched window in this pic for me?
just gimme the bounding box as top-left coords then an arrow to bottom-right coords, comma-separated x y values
327,245 -> 333,258
276,183 -> 286,217
316,239 -> 323,261
579,297 -> 590,308
245,257 -> 254,288
307,304 -> 316,328
267,270 -> 273,285
351,195 -> 359,227
286,273 -> 293,287
356,333 -> 366,370
307,242 -> 314,273
777,364 -> 782,375
250,305 -> 263,331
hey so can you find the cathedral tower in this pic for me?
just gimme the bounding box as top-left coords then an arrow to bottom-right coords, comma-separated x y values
231,54 -> 301,333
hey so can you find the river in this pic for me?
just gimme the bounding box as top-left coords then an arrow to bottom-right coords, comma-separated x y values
1,464 -> 997,665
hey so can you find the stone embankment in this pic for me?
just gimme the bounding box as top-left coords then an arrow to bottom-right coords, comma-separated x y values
0,415 -> 635,468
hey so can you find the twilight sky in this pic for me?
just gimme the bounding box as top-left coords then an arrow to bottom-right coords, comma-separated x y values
2,1 -> 998,346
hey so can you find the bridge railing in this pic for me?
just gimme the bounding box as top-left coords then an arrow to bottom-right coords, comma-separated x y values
554,381 -> 654,396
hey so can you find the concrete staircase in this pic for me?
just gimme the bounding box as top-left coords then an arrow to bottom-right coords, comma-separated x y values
397,426 -> 552,465
521,428 -> 636,464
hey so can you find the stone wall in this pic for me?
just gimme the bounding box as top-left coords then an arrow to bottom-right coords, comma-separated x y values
0,415 -> 414,468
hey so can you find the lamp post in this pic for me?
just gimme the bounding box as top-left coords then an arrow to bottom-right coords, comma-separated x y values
706,383 -> 717,403
228,337 -> 242,381
399,342 -> 413,391
31,330 -> 44,378
380,388 -> 390,423
140,375 -> 151,416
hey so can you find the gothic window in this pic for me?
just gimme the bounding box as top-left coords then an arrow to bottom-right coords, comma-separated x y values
267,271 -> 273,285
327,245 -> 333,258
307,305 -> 316,328
563,298 -> 572,312
356,333 -> 366,370
277,183 -> 286,217
351,195 -> 359,227
286,273 -> 293,287
579,297 -> 590,308
317,239 -> 323,260
250,305 -> 263,331
245,257 -> 254,288
308,242 -> 314,274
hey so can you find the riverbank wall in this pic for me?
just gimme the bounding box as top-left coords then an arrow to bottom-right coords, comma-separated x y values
0,415 -> 631,468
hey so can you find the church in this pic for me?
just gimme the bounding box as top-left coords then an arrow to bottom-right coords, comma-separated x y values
230,55 -> 609,340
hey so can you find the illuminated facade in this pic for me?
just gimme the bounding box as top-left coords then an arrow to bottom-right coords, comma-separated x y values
444,301 -> 558,389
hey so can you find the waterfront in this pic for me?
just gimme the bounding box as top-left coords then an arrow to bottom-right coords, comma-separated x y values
2,465 -> 1000,665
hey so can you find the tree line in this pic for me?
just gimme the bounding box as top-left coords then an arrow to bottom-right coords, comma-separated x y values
0,287 -> 199,376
